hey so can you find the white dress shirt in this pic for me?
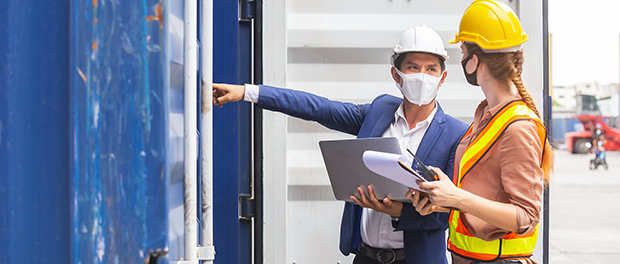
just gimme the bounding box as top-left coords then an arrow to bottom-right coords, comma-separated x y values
243,84 -> 437,249
244,84 -> 260,103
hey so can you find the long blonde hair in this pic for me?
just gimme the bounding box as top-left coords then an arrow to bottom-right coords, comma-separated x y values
465,43 -> 554,183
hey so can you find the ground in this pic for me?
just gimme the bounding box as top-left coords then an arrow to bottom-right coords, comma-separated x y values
549,150 -> 620,263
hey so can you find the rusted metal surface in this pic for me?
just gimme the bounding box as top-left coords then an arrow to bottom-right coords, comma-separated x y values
71,0 -> 168,262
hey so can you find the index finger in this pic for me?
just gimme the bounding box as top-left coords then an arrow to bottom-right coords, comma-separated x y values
429,166 -> 450,182
410,189 -> 420,205
212,83 -> 226,90
357,187 -> 369,204
416,180 -> 435,192
366,185 -> 380,202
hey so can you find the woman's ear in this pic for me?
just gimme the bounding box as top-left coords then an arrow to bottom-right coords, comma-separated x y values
465,54 -> 479,74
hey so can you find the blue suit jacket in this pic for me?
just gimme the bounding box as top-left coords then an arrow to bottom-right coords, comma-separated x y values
257,85 -> 468,264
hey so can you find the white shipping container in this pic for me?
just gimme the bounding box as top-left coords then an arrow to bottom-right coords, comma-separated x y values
262,0 -> 546,263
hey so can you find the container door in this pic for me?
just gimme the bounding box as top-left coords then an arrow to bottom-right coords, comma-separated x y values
211,0 -> 255,263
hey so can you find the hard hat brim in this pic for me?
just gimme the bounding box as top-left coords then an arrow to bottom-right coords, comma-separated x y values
390,50 -> 448,66
448,35 -> 460,44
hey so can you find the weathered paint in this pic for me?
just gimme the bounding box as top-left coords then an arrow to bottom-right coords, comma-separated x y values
199,0 -> 215,259
183,0 -> 199,260
70,0 -> 168,263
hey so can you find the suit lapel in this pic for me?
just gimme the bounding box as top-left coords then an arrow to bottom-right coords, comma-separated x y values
357,95 -> 401,138
369,110 -> 396,137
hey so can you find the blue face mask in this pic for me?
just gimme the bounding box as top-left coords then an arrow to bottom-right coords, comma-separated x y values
461,54 -> 479,86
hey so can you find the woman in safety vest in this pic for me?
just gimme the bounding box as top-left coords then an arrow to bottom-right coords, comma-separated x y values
407,1 -> 554,264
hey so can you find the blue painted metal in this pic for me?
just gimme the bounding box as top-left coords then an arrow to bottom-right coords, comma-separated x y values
70,0 -> 169,263
213,0 -> 254,262
551,118 -> 582,143
0,0 -> 71,263
238,11 -> 254,264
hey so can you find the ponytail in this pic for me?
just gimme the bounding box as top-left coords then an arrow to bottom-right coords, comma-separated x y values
510,51 -> 554,184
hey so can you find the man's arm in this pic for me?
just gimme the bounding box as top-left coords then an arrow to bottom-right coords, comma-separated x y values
213,83 -> 370,136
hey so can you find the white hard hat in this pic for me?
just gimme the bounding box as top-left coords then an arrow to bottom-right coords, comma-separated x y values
390,25 -> 449,66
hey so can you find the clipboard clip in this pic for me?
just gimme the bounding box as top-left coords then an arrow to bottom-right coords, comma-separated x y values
406,149 -> 438,182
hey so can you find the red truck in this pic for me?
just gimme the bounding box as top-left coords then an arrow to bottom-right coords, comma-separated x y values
564,114 -> 620,153
564,94 -> 620,154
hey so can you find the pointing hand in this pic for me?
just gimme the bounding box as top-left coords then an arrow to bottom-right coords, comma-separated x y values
213,83 -> 245,107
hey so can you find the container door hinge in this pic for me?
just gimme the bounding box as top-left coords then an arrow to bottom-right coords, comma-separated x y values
239,193 -> 255,220
239,0 -> 254,21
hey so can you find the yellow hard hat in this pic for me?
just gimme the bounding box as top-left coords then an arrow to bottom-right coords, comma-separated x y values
449,0 -> 528,52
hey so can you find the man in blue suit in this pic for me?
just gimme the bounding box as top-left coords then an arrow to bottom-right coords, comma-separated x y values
213,26 -> 468,264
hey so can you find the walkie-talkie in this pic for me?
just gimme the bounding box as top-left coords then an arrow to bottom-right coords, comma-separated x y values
406,149 -> 439,182
405,149 -> 461,212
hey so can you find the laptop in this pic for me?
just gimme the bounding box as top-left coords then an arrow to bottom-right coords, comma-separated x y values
318,137 -> 410,202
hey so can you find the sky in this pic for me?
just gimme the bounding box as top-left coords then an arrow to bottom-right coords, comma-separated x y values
549,0 -> 620,86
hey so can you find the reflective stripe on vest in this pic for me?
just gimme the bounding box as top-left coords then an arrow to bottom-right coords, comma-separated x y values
448,100 -> 546,261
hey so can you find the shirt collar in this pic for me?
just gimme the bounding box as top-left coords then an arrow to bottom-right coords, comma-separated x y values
394,102 -> 438,129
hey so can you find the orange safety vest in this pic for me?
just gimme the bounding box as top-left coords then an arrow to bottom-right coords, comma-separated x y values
448,100 -> 547,261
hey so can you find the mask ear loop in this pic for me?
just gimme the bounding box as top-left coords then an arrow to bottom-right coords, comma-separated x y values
461,54 -> 480,86
462,54 -> 479,74
394,67 -> 407,88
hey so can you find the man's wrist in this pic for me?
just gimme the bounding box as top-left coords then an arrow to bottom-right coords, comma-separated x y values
390,201 -> 403,217
243,83 -> 259,103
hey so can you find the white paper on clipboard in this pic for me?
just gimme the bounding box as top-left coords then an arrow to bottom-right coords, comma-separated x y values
362,150 -> 425,191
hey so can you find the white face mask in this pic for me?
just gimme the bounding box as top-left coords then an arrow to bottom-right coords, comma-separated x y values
394,69 -> 441,106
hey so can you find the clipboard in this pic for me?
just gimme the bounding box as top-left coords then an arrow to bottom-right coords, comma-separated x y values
362,150 -> 426,192
397,160 -> 427,182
